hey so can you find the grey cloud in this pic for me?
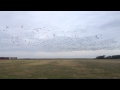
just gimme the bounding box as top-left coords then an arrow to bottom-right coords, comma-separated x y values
99,19 -> 120,30
0,11 -> 120,58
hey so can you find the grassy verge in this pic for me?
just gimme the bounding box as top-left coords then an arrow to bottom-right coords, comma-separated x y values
0,59 -> 120,79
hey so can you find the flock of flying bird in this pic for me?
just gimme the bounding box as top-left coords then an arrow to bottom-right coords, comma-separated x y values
0,25 -> 120,52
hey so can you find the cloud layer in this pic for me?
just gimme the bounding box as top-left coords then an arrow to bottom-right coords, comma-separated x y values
0,11 -> 120,58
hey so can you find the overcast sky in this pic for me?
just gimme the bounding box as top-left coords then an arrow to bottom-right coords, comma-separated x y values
0,11 -> 120,58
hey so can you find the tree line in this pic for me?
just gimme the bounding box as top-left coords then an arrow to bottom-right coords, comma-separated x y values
96,55 -> 120,59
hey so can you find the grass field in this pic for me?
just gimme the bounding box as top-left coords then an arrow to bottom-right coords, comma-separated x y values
0,59 -> 120,79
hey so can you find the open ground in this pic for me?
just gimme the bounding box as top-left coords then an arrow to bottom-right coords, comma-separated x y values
0,59 -> 120,79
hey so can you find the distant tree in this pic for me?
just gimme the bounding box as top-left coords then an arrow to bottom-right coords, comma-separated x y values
96,55 -> 105,59
105,56 -> 112,59
111,55 -> 120,59
96,55 -> 120,59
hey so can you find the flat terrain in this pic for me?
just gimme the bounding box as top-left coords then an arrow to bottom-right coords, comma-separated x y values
0,59 -> 120,79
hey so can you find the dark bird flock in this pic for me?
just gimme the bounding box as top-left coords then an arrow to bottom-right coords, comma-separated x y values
0,25 -> 120,52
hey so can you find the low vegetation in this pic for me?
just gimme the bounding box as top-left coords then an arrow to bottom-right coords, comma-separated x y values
0,59 -> 120,79
96,55 -> 120,59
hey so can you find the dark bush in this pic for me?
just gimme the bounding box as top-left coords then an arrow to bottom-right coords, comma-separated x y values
96,55 -> 105,59
96,55 -> 120,59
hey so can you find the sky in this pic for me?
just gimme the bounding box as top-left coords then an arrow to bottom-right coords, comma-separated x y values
0,11 -> 120,58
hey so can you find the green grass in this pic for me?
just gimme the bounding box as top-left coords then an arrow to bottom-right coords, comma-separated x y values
0,59 -> 120,79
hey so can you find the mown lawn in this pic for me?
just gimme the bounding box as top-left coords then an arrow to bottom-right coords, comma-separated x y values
0,59 -> 120,79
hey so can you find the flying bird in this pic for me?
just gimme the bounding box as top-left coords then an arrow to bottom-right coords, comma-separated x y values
21,25 -> 23,28
6,26 -> 9,29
